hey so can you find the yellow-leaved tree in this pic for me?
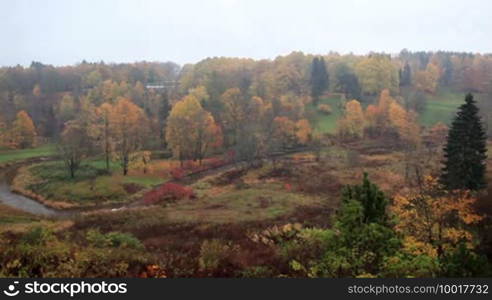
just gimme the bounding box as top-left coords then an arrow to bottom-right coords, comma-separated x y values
391,176 -> 483,257
166,94 -> 223,166
109,98 -> 148,175
337,99 -> 365,139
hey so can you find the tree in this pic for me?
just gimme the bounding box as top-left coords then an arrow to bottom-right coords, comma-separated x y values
400,62 -> 412,86
220,88 -> 246,145
96,103 -> 114,171
388,101 -> 421,147
341,173 -> 390,225
414,63 -> 440,94
306,174 -> 399,277
441,93 -> 487,191
272,116 -> 297,149
334,63 -> 361,99
10,110 -> 37,149
337,99 -> 365,139
364,89 -> 397,137
392,176 -> 483,257
110,98 -> 148,176
295,119 -> 312,144
310,57 -> 329,103
56,94 -> 76,130
58,120 -> 93,178
166,94 -> 223,166
355,55 -> 399,95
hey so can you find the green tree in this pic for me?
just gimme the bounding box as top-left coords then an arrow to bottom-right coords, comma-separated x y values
341,173 -> 390,225
304,174 -> 399,277
440,93 -> 487,191
58,120 -> 93,178
334,63 -> 361,99
310,57 -> 329,103
400,62 -> 412,86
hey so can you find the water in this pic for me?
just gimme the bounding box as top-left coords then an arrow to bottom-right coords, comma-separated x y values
0,170 -> 61,216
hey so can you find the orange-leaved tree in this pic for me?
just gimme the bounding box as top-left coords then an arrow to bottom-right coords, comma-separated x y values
10,110 -> 37,149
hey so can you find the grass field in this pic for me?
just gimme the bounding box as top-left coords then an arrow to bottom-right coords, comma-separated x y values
0,144 -> 55,165
12,156 -> 175,208
306,95 -> 344,134
418,89 -> 467,127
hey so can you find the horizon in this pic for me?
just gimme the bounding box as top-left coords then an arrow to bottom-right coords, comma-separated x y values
2,48 -> 491,68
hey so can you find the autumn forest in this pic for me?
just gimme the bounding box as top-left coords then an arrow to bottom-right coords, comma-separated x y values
1,50 -> 492,278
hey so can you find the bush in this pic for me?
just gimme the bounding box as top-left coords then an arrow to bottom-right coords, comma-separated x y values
198,239 -> 238,274
317,104 -> 332,115
439,242 -> 490,277
143,183 -> 194,205
86,229 -> 144,250
21,226 -> 53,245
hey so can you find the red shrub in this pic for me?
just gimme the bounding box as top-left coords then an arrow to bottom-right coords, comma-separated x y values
143,183 -> 194,205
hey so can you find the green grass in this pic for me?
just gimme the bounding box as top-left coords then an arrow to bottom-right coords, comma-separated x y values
25,161 -> 130,206
123,176 -> 165,188
418,89 -> 467,127
85,157 -> 121,170
0,144 -> 55,165
306,95 -> 344,134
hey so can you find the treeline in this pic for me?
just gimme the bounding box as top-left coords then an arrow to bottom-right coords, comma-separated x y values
1,50 -> 492,169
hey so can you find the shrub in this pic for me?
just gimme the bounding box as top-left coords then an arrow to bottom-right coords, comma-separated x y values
317,104 -> 332,115
198,239 -> 238,274
143,183 -> 194,205
106,232 -> 144,250
86,229 -> 144,250
21,226 -> 53,245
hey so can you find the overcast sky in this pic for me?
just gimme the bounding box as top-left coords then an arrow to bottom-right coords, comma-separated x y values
1,0 -> 491,67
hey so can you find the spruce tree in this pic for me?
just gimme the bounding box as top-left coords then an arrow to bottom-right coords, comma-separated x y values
441,93 -> 487,191
341,173 -> 389,225
310,57 -> 329,104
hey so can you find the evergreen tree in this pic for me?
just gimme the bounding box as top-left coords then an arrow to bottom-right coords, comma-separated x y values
441,93 -> 487,190
335,63 -> 361,100
341,173 -> 390,225
310,57 -> 329,103
399,62 -> 412,86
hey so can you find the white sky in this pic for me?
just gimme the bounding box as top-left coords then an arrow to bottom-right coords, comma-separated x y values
1,0 -> 491,66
